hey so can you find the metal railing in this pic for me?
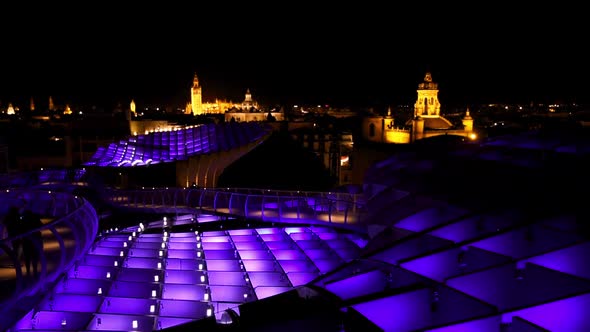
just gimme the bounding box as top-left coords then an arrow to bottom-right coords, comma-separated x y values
105,187 -> 369,225
0,189 -> 99,331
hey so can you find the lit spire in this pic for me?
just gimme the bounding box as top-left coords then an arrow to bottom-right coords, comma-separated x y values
193,73 -> 199,87
387,106 -> 392,117
464,107 -> 472,119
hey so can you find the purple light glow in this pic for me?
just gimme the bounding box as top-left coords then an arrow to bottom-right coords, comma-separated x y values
278,260 -> 318,273
333,247 -> 361,261
159,299 -> 209,319
371,236 -> 452,265
296,240 -> 324,250
165,258 -> 202,270
325,269 -> 388,300
429,211 -> 522,243
208,271 -> 248,286
248,272 -> 291,288
284,227 -> 308,235
256,228 -> 282,234
167,242 -> 197,250
400,246 -> 510,282
289,232 -> 314,241
157,317 -> 200,330
324,239 -> 355,250
97,240 -> 126,248
89,247 -> 123,256
523,242 -> 590,279
234,241 -> 265,250
206,259 -> 241,271
67,265 -> 116,280
162,284 -> 207,301
167,249 -> 197,259
87,313 -> 154,331
117,268 -> 163,283
265,241 -> 294,250
125,257 -> 161,269
505,293 -> 590,332
302,248 -> 338,260
315,232 -> 339,240
202,236 -> 230,243
132,242 -> 164,249
210,285 -> 252,302
228,229 -> 256,236
203,250 -> 237,260
127,248 -> 160,258
136,236 -> 165,243
98,297 -> 157,315
108,280 -> 159,298
254,286 -> 292,300
395,206 -> 468,232
230,235 -> 259,242
242,259 -> 278,272
312,259 -> 342,274
203,231 -> 227,236
287,272 -> 319,286
446,263 -> 590,311
164,270 -> 206,284
54,278 -> 112,295
470,225 -> 582,259
14,311 -> 93,330
260,234 -> 286,242
170,236 -> 199,243
202,242 -> 234,250
272,249 -> 307,260
424,315 -> 501,332
38,294 -> 102,312
238,250 -> 272,260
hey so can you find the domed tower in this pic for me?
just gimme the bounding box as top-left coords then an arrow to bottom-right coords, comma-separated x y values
462,107 -> 474,132
414,72 -> 441,117
191,73 -> 203,116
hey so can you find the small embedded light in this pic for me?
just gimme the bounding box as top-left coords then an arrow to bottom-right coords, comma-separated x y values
61,319 -> 67,326
97,287 -> 102,295
157,262 -> 162,269
164,231 -> 168,237
128,235 -> 132,241
243,293 -> 248,299
114,261 -> 118,267
159,250 -> 163,257
152,290 -> 157,297
245,277 -> 249,282
206,308 -> 212,317
120,251 -> 124,257
163,221 -> 167,226
161,242 -> 166,249
196,236 -> 201,241
198,263 -> 203,270
154,275 -> 159,282
194,231 -> 199,235
197,243 -> 201,249
204,293 -> 209,301
106,272 -> 111,279
132,320 -> 138,329
197,251 -> 201,258
123,242 -> 127,248
132,231 -> 136,237
150,304 -> 155,313
200,275 -> 205,283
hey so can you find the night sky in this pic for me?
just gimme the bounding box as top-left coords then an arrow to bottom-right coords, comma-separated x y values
1,4 -> 587,110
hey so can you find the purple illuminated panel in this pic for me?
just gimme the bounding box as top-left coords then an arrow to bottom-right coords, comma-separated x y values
242,259 -> 277,272
395,206 -> 467,232
159,299 -> 209,319
506,293 -> 590,332
278,260 -> 318,273
425,315 -> 501,332
296,240 -> 324,250
165,270 -> 206,284
284,227 -> 307,234
137,236 -> 165,243
208,271 -> 248,286
290,232 -> 314,241
429,212 -> 521,243
333,247 -> 361,261
248,271 -> 291,288
169,236 -> 198,243
370,236 -> 452,265
125,257 -> 162,269
203,231 -> 227,236
238,250 -> 272,260
230,235 -> 258,242
228,229 -> 256,236
117,268 -> 162,283
265,241 -> 294,250
157,317 -> 200,330
202,236 -> 230,243
324,269 -> 388,300
206,259 -> 241,271
165,258 -> 202,270
234,241 -> 265,250
67,265 -> 117,280
287,272 -> 319,286
163,284 -> 207,301
133,242 -> 164,249
254,286 -> 292,300
168,242 -> 197,250
128,248 -> 159,258
256,228 -> 282,234
98,240 -> 126,248
108,280 -> 158,298
312,259 -> 341,274
260,234 -> 286,242
167,249 -> 197,259
87,314 -> 154,331
324,239 -> 354,250
401,247 -> 510,282
202,242 -> 233,250
82,255 -> 123,267
98,297 -> 156,315
54,278 -> 112,295
38,294 -> 102,312
13,311 -> 93,330
303,248 -> 338,260
210,285 -> 252,302
524,242 -> 590,279
203,250 -> 237,260
89,247 -> 122,256
316,232 -> 339,240
272,249 -> 307,260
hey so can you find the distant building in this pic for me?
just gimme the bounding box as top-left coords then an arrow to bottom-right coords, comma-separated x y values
224,89 -> 284,123
362,72 -> 476,143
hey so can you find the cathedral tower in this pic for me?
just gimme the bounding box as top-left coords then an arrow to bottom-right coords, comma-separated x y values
462,108 -> 474,132
414,72 -> 441,117
191,73 -> 203,116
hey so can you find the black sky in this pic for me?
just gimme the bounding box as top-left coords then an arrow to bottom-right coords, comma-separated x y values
1,4 -> 587,110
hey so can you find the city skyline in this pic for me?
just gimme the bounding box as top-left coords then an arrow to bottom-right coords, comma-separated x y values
1,5 -> 587,109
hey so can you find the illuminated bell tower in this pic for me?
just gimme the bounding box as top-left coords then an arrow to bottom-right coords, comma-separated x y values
130,99 -> 136,116
191,73 -> 203,116
414,72 -> 441,117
